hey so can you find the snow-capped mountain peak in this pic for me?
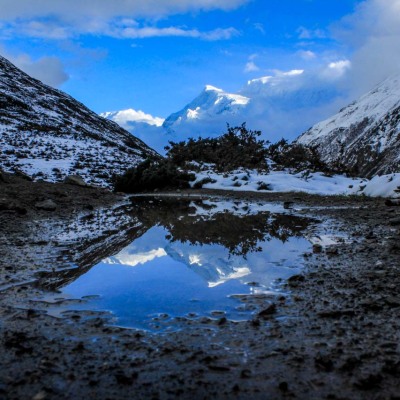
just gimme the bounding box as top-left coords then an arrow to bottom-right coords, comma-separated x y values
204,84 -> 223,92
162,85 -> 250,132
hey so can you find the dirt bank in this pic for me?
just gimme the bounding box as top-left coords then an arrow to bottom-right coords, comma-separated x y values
1,174 -> 400,399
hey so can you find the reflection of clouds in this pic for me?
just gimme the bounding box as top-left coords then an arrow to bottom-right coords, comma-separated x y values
104,248 -> 167,267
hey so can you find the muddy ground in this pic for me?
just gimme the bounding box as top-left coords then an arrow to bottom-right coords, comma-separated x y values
1,172 -> 400,399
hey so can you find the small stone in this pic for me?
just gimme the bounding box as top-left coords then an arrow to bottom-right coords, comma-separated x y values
385,199 -> 400,207
279,382 -> 289,392
35,199 -> 57,211
64,175 -> 87,187
0,170 -> 9,183
326,247 -> 339,255
287,274 -> 305,286
313,244 -> 323,253
241,369 -> 251,378
314,354 -> 334,372
217,317 -> 227,326
115,371 -> 138,385
385,296 -> 400,307
14,169 -> 32,181
32,391 -> 47,400
283,201 -> 294,209
389,217 -> 400,226
257,303 -> 276,318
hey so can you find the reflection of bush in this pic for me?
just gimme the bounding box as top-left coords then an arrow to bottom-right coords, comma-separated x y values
131,197 -> 311,256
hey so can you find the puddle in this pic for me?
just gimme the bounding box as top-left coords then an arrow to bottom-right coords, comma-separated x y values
37,197 -> 313,331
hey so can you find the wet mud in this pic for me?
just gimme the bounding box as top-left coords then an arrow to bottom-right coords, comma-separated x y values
1,174 -> 400,399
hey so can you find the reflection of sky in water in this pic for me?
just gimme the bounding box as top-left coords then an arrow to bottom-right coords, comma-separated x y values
58,224 -> 310,330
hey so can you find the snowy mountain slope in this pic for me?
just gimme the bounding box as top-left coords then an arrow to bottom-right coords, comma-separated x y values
0,55 -> 158,187
297,74 -> 400,177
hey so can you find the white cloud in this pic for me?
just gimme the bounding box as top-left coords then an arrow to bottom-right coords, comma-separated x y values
0,0 -> 249,20
244,61 -> 260,73
101,109 -> 164,128
333,0 -> 400,96
244,54 -> 260,73
297,26 -> 326,40
0,0 -> 248,40
8,19 -> 240,41
111,25 -> 239,40
321,60 -> 351,80
253,23 -> 265,35
5,52 -> 68,87
298,50 -> 317,60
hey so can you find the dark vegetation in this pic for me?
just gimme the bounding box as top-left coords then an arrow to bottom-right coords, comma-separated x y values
131,197 -> 312,256
267,138 -> 329,173
114,158 -> 195,193
165,123 -> 269,172
114,124 -> 329,193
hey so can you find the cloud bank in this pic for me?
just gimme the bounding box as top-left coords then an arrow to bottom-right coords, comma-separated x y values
0,0 -> 248,40
0,0 -> 249,20
2,51 -> 68,87
101,109 -> 164,128
334,0 -> 400,96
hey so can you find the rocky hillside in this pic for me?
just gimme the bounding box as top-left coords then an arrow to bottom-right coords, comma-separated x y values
0,55 -> 158,187
297,74 -> 400,177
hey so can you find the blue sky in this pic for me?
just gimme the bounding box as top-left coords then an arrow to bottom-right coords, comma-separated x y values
1,0 -> 399,119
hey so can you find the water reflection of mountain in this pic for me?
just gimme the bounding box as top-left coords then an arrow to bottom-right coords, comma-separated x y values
131,197 -> 312,257
37,197 -> 313,290
34,205 -> 151,290
110,197 -> 313,287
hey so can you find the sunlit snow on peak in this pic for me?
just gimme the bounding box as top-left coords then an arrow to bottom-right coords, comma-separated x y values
189,254 -> 202,266
204,85 -> 223,92
208,266 -> 251,288
104,248 -> 167,267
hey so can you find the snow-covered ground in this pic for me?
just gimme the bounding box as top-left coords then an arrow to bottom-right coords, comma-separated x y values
190,165 -> 400,198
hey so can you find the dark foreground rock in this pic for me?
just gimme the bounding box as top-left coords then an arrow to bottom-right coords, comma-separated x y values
1,176 -> 400,399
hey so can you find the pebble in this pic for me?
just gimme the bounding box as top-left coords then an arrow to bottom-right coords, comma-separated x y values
34,199 -> 57,211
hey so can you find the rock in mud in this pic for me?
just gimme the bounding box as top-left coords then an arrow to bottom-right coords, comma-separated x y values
326,247 -> 339,255
287,274 -> 305,287
64,175 -> 87,187
389,217 -> 400,226
385,199 -> 400,207
34,199 -> 57,211
313,244 -> 323,253
257,303 -> 276,318
0,170 -> 9,183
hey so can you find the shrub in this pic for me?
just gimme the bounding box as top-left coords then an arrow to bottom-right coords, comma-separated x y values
257,182 -> 271,191
114,158 -> 195,193
165,123 -> 269,172
267,139 -> 328,172
193,177 -> 217,189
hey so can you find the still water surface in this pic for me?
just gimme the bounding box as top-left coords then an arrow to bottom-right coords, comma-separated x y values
46,198 -> 312,330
